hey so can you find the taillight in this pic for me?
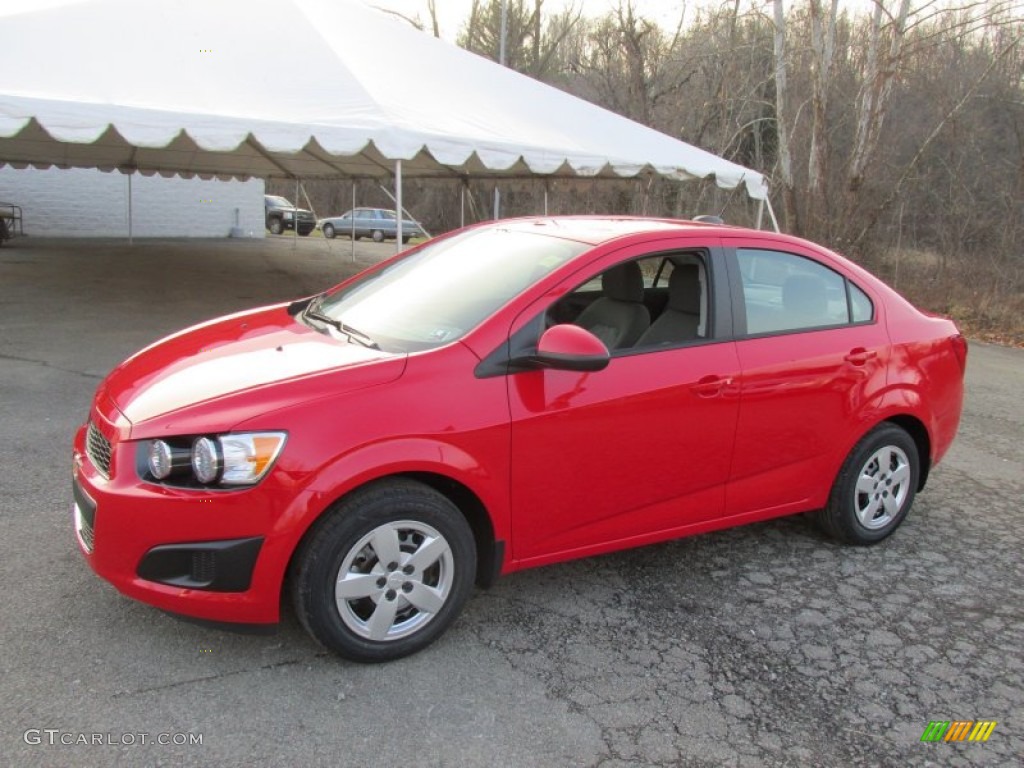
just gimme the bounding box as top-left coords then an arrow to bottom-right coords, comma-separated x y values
950,334 -> 968,372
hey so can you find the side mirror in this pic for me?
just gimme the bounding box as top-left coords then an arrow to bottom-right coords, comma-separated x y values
525,324 -> 610,372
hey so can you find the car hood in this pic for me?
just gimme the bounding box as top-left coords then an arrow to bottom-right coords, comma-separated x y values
99,304 -> 403,435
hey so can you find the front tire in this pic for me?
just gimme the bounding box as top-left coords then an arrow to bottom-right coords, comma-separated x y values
269,217 -> 284,235
291,479 -> 477,662
322,223 -> 335,239
817,424 -> 919,545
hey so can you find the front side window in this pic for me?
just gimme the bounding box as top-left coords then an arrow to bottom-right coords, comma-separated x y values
311,228 -> 588,352
738,249 -> 866,335
549,252 -> 709,352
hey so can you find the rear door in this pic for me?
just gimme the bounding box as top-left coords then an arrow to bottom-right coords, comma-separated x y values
723,238 -> 889,517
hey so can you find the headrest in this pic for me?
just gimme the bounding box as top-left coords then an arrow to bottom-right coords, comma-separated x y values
667,264 -> 701,313
602,261 -> 644,303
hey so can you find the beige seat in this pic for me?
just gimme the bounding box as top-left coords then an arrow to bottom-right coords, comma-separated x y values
637,264 -> 701,346
575,262 -> 650,349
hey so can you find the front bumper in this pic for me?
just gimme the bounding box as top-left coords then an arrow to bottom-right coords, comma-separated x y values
71,420 -> 313,626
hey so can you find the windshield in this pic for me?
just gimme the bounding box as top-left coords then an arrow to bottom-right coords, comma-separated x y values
311,228 -> 588,352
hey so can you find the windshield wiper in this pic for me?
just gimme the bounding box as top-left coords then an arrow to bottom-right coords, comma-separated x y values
304,308 -> 380,350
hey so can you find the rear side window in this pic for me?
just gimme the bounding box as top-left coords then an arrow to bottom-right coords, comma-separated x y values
737,249 -> 871,335
849,282 -> 874,322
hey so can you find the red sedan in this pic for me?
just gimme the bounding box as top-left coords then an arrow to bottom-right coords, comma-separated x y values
72,217 -> 967,662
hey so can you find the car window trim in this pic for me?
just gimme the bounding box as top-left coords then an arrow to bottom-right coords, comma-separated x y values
723,245 -> 879,339
474,241 -> 732,378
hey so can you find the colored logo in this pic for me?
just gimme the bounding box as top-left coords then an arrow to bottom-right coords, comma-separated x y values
920,721 -> 997,742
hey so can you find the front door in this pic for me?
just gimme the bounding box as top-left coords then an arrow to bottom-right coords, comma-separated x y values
507,244 -> 741,566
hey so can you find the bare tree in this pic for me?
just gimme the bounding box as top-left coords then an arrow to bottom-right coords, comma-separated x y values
807,0 -> 840,235
459,0 -> 581,79
772,0 -> 800,233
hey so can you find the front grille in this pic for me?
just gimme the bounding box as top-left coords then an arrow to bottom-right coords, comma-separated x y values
86,421 -> 113,478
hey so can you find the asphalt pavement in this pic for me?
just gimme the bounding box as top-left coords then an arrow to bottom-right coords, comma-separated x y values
1,236 -> 1021,767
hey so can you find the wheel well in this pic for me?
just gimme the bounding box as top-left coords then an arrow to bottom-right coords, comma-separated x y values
401,472 -> 500,587
885,415 -> 931,490
287,473 -> 501,592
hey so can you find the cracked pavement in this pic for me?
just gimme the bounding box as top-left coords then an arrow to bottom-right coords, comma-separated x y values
1,238 -> 1021,767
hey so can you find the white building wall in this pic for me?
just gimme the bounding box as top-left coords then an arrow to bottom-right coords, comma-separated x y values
0,167 -> 265,237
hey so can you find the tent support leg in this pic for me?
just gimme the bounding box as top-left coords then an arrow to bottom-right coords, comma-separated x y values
351,181 -> 356,262
460,182 -> 466,229
765,196 -> 780,232
395,160 -> 403,253
293,178 -> 299,248
756,199 -> 764,230
127,171 -> 133,245
493,186 -> 500,220
544,180 -> 549,216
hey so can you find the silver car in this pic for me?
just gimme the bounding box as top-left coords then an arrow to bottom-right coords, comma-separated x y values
319,208 -> 426,242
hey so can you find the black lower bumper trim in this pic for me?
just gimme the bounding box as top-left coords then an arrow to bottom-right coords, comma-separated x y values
160,611 -> 278,636
137,536 -> 263,592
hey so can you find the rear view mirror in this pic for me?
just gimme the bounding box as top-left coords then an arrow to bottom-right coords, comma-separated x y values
527,324 -> 610,372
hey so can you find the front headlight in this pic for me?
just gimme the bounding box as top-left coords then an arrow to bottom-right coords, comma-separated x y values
141,432 -> 287,488
218,433 -> 287,485
148,439 -> 189,479
192,437 -> 221,484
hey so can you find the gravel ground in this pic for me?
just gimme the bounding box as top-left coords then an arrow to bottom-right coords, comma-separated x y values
1,236 -> 1020,767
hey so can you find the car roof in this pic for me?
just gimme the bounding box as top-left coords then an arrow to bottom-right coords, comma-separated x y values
483,216 -> 745,246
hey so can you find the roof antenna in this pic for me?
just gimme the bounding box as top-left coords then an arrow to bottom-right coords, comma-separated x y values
694,179 -> 742,225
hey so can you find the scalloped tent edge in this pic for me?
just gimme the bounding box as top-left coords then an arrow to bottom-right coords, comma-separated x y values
0,0 -> 776,229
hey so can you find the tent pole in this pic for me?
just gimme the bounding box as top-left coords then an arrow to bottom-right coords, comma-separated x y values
544,180 -> 549,216
395,160 -> 403,254
756,199 -> 764,230
293,178 -> 299,248
499,0 -> 508,66
493,186 -> 500,220
127,171 -> 133,245
376,183 -> 430,238
765,196 -> 780,233
351,181 -> 356,262
460,183 -> 465,228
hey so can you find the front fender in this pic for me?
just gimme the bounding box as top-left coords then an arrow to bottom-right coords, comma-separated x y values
272,437 -> 510,572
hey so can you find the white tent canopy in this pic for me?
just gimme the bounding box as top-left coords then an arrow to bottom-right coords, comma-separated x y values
0,0 -> 767,201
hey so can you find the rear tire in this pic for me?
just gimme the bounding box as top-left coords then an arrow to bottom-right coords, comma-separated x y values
291,479 -> 476,662
371,229 -> 384,243
816,424 -> 919,545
